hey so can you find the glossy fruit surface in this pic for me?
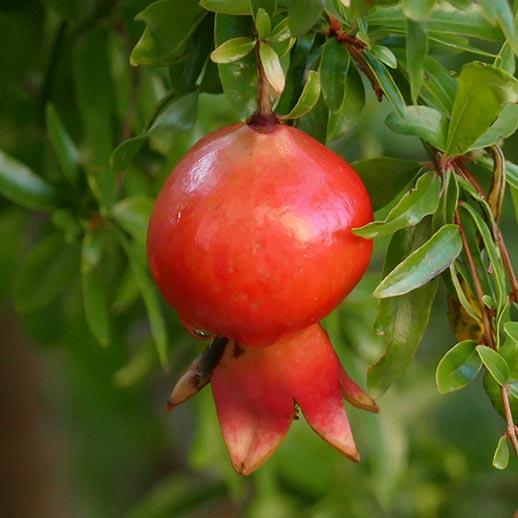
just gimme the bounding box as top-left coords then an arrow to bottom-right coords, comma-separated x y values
147,123 -> 373,346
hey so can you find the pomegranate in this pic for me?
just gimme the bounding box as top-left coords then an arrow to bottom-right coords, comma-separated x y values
147,121 -> 376,474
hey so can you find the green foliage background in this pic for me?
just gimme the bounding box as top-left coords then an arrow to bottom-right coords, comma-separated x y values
0,0 -> 517,516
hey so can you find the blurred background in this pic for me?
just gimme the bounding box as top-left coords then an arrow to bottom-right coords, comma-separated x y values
0,1 -> 517,517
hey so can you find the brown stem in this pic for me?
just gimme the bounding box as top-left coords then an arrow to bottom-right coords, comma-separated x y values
454,159 -> 518,303
488,145 -> 506,223
327,15 -> 383,101
454,209 -> 495,349
501,385 -> 518,457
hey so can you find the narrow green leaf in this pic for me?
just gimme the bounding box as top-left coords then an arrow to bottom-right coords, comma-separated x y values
45,104 -> 79,187
492,435 -> 510,469
327,66 -> 365,141
354,172 -> 441,238
215,14 -> 257,119
255,8 -> 271,40
112,196 -> 154,245
446,62 -> 518,157
449,264 -> 481,322
210,37 -> 256,64
288,0 -> 323,36
351,157 -> 421,211
402,0 -> 435,20
477,345 -> 510,385
13,234 -> 78,313
385,105 -> 447,150
374,224 -> 462,298
436,340 -> 482,393
494,41 -> 515,75
0,151 -> 58,211
296,96 -> 328,143
480,0 -> 518,56
368,218 -> 438,397
112,266 -> 140,314
199,0 -> 251,14
320,38 -> 350,111
110,136 -> 147,173
82,266 -> 110,347
367,3 -> 502,40
370,45 -> 397,69
81,231 -> 103,274
280,70 -> 320,119
364,52 -> 406,117
117,232 -> 169,367
460,203 -> 505,307
406,20 -> 428,104
259,43 -> 285,94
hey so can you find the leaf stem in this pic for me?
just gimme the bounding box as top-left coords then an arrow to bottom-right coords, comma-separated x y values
255,42 -> 273,118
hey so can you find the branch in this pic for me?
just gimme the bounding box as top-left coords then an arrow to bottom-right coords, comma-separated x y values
502,385 -> 518,457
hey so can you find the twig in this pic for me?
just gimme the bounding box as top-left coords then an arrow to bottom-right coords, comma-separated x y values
501,385 -> 518,457
454,209 -> 495,349
327,15 -> 383,101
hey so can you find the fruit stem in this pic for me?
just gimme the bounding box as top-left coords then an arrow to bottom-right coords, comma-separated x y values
248,41 -> 278,131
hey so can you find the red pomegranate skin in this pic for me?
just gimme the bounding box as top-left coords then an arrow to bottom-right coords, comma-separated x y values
147,123 -> 373,346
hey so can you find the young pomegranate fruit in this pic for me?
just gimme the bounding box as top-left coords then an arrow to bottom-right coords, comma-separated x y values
147,121 -> 376,475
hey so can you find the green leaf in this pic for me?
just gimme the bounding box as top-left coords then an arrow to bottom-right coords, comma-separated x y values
259,43 -> 285,94
368,3 -> 502,41
327,66 -> 365,141
45,104 -> 79,187
494,41 -> 515,75
469,103 -> 518,150
419,56 -> 457,116
270,18 -> 291,42
445,62 -> 518,157
406,20 -> 428,104
449,264 -> 481,322
368,218 -> 438,397
374,224 -> 462,298
210,37 -> 256,64
385,105 -> 447,150
280,70 -> 321,119
363,52 -> 406,117
319,38 -> 349,111
476,345 -> 510,385
82,265 -> 110,347
168,15 -> 214,94
460,203 -> 506,307
117,232 -> 169,367
13,233 -> 78,313
354,171 -> 441,238
402,0 -> 435,20
288,0 -> 323,36
504,322 -> 518,344
110,136 -> 147,173
199,0 -> 251,14
81,231 -> 103,274
0,151 -> 58,211
296,96 -> 328,143
477,0 -> 518,56
215,14 -> 257,119
73,28 -> 116,213
492,435 -> 509,470
255,8 -> 271,39
131,0 -> 206,66
436,340 -> 482,393
147,91 -> 199,134
112,196 -> 154,245
112,266 -> 140,314
370,45 -> 397,69
351,157 -> 421,211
